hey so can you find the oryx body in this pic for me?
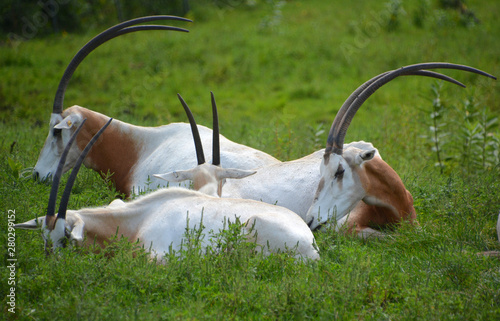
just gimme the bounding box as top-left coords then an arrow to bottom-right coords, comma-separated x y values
223,64 -> 495,237
221,142 -> 404,236
35,106 -> 278,196
17,187 -> 320,261
223,142 -> 378,219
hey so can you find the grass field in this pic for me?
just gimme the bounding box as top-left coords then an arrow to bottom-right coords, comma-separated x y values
1,0 -> 499,319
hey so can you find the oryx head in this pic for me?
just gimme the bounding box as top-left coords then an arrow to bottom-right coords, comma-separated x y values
17,118 -> 112,253
154,93 -> 256,196
34,112 -> 87,182
33,16 -> 191,182
307,62 -> 497,230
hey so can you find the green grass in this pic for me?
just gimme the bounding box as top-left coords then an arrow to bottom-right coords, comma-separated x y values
1,0 -> 500,319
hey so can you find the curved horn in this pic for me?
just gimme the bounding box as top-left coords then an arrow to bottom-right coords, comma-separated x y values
326,62 -> 497,155
325,70 -> 464,154
211,92 -> 220,166
177,94 -> 205,165
46,119 -> 87,221
53,15 -> 191,114
56,119 -> 113,220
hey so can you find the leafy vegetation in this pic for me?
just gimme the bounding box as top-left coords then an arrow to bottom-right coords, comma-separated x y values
1,0 -> 499,319
420,81 -> 499,173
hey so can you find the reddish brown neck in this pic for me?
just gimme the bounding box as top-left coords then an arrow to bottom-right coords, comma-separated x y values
75,108 -> 139,197
77,210 -> 141,249
357,157 -> 414,219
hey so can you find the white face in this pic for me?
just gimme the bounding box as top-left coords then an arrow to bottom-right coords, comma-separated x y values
45,218 -> 71,251
306,147 -> 376,230
16,213 -> 85,253
33,113 -> 83,182
14,216 -> 70,252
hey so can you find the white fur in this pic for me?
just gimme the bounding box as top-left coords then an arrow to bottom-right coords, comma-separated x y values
16,188 -> 319,261
33,107 -> 279,194
222,143 -> 382,231
25,133 -> 319,261
34,108 -> 403,236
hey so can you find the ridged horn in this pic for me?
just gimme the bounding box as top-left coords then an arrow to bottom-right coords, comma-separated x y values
326,70 -> 464,154
53,15 -> 191,114
56,118 -> 113,220
46,119 -> 87,222
326,62 -> 496,156
177,94 -> 205,165
211,92 -> 220,166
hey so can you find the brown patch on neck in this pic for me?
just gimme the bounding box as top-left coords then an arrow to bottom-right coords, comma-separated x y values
75,108 -> 139,197
356,157 -> 416,224
78,209 -> 140,249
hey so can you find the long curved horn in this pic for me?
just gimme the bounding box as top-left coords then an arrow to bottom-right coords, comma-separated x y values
177,94 -> 205,165
325,70 -> 465,154
53,15 -> 191,114
46,119 -> 87,222
211,92 -> 220,166
326,63 -> 497,155
56,119 -> 113,220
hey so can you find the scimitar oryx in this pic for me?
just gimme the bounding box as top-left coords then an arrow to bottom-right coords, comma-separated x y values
221,63 -> 496,237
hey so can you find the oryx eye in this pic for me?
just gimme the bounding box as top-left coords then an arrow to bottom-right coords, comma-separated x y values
334,165 -> 345,180
53,128 -> 62,137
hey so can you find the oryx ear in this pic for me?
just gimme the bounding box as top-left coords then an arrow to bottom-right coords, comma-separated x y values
216,168 -> 256,180
69,218 -> 85,245
154,170 -> 194,182
355,149 -> 376,165
54,114 -> 81,130
14,217 -> 44,230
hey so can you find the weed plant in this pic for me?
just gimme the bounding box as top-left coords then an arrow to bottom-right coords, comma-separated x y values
1,0 -> 499,320
421,81 -> 499,174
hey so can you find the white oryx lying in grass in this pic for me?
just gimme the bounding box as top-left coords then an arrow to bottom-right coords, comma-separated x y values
222,63 -> 496,237
33,16 -> 279,197
17,94 -> 319,261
